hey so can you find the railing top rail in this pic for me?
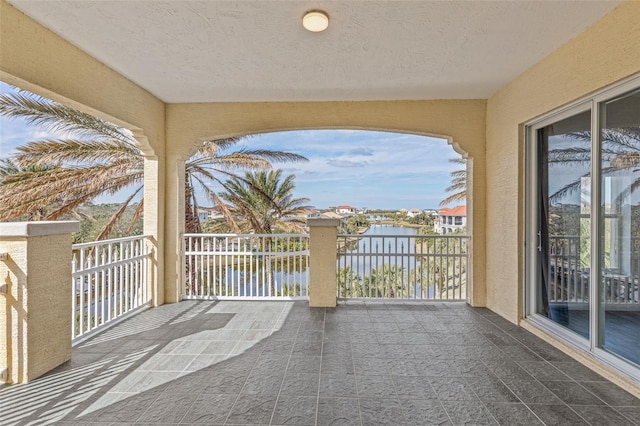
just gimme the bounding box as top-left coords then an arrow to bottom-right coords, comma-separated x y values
183,233 -> 309,238
72,234 -> 153,249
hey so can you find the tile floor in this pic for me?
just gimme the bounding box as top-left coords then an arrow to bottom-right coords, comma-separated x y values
1,300 -> 639,425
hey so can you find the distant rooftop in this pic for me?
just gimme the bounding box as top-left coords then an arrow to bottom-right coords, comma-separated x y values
439,205 -> 467,217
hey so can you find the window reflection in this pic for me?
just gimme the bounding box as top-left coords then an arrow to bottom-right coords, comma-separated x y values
599,90 -> 640,366
537,110 -> 591,339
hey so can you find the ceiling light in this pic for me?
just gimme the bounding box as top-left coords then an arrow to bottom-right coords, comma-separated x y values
303,11 -> 329,32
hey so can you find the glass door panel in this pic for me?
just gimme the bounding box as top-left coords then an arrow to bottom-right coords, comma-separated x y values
599,89 -> 640,365
536,110 -> 592,338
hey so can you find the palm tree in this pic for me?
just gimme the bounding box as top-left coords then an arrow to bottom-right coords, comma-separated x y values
0,91 -> 308,239
210,169 -> 311,296
549,128 -> 640,203
214,169 -> 312,234
440,158 -> 466,207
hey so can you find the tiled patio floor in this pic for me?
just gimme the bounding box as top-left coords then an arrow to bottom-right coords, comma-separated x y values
1,301 -> 639,425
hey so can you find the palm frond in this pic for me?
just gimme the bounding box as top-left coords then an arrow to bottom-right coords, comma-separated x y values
15,139 -> 140,167
440,158 -> 466,207
126,200 -> 145,235
0,92 -> 131,142
96,188 -> 142,240
440,191 -> 466,207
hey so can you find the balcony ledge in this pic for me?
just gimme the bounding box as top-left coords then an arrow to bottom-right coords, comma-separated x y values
0,221 -> 79,238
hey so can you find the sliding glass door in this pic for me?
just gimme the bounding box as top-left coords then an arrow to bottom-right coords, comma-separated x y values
598,89 -> 640,366
533,108 -> 592,340
527,76 -> 640,375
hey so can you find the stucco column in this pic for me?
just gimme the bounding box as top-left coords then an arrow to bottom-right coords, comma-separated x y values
307,218 -> 340,308
0,221 -> 79,384
163,156 -> 186,303
142,155 -> 164,306
466,157 -> 486,307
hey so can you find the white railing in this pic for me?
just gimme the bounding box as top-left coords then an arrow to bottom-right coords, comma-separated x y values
183,233 -> 309,299
549,236 -> 586,303
337,234 -> 469,301
549,235 -> 640,305
72,235 -> 153,341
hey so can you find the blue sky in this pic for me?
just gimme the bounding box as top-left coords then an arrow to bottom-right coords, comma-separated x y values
0,81 -> 463,209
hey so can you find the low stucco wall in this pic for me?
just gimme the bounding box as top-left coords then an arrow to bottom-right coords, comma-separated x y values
0,221 -> 78,384
485,1 -> 640,323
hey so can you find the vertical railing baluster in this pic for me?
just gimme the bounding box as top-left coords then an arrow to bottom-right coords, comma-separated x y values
72,253 -> 78,338
100,249 -> 106,325
88,250 -> 95,330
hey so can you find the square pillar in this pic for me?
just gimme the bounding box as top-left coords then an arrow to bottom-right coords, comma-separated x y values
307,218 -> 340,308
0,221 -> 79,384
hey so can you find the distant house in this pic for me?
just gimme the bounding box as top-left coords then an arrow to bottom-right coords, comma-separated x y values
434,205 -> 467,234
196,205 -> 226,222
196,208 -> 209,223
399,208 -> 408,215
335,205 -> 356,215
407,208 -> 422,218
305,209 -> 321,219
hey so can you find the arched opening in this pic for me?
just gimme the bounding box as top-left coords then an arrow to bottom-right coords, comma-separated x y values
184,129 -> 469,230
180,129 -> 472,302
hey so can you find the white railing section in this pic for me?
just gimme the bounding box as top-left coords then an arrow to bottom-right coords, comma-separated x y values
183,233 -> 309,299
549,235 -> 640,305
72,235 -> 153,341
337,234 -> 469,301
549,236 -> 586,303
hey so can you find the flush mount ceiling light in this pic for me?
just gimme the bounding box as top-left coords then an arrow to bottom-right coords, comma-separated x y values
302,10 -> 329,32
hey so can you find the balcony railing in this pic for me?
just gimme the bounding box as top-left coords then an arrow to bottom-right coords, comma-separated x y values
72,235 -> 152,341
549,235 -> 640,305
337,234 -> 469,301
183,233 -> 309,299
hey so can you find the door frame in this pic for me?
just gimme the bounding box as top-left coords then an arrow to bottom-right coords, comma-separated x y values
524,73 -> 640,381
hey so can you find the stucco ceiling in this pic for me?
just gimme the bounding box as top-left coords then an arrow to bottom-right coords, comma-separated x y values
7,1 -> 622,103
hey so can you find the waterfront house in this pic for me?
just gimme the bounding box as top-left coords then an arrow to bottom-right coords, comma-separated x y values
434,205 -> 467,235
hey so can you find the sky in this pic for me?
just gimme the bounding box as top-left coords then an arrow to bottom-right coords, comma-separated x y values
0,81 -> 463,210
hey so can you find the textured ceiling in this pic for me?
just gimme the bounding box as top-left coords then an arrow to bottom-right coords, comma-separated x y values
8,1 -> 622,103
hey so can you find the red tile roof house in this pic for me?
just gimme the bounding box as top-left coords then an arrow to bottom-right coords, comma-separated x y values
435,205 -> 467,234
335,205 -> 356,215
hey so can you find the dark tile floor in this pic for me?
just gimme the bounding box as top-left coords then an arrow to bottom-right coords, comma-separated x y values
1,300 -> 639,425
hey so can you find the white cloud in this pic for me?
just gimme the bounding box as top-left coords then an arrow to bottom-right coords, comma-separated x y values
326,159 -> 369,168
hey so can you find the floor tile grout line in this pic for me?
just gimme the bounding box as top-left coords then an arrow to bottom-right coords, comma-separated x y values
268,303 -> 301,426
346,306 -> 364,426
489,358 -> 596,426
313,308 -> 325,426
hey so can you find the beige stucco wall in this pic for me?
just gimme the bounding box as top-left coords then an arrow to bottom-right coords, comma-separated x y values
165,100 -> 487,304
485,1 -> 640,322
0,0 -> 167,305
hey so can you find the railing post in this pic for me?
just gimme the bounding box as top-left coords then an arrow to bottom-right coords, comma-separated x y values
0,221 -> 79,384
307,218 -> 340,308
